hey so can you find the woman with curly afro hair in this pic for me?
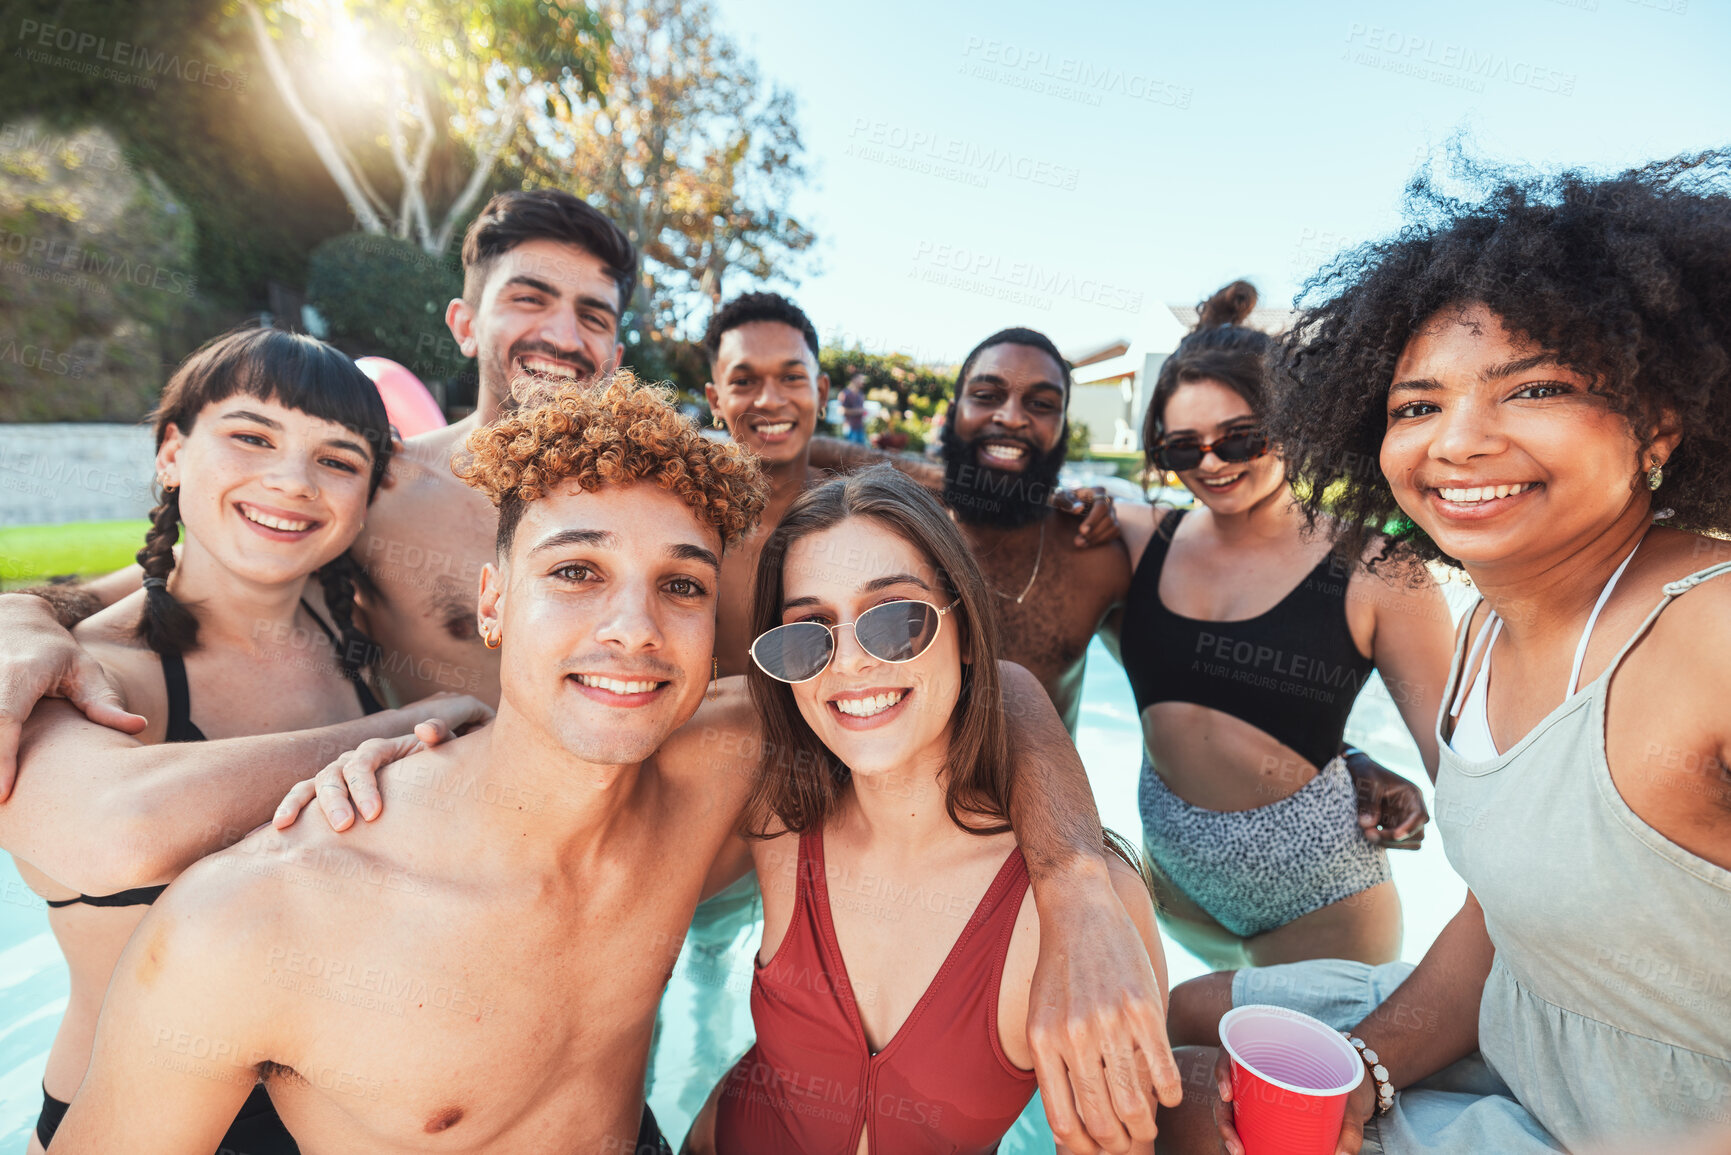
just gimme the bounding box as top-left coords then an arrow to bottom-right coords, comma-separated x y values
1160,148 -> 1731,1155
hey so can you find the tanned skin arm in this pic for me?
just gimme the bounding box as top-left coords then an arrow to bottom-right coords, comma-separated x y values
0,594 -> 143,796
807,434 -> 942,488
279,669 -> 1180,1152
5,695 -> 488,895
997,660 -> 1182,1155
51,868 -> 275,1153
1211,893 -> 1494,1155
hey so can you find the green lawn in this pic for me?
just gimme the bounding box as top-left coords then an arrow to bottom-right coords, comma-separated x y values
0,520 -> 149,586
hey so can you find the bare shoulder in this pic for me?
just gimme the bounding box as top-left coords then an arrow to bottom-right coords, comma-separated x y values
1114,499 -> 1163,571
1054,514 -> 1130,589
653,677 -> 764,823
1642,538 -> 1731,664
138,833 -> 305,1004
657,677 -> 761,779
65,593 -> 163,718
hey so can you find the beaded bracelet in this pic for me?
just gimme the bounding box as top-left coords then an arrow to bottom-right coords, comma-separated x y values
1342,1033 -> 1395,1117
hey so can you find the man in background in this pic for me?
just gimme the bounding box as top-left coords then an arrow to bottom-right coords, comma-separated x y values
839,371 -> 868,443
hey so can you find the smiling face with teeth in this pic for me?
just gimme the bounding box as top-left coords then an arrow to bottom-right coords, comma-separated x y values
478,480 -> 723,767
705,320 -> 829,470
943,341 -> 1070,529
1158,379 -> 1286,516
446,238 -> 627,417
1382,303 -> 1680,568
779,518 -> 964,781
156,396 -> 376,587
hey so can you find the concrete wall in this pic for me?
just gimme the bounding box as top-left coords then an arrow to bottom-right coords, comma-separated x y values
0,423 -> 156,526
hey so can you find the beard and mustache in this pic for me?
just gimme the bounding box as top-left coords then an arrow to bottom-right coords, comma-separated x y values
492,340 -> 601,411
940,419 -> 1068,529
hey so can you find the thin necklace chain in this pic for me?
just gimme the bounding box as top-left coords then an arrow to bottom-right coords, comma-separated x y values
993,518 -> 1045,605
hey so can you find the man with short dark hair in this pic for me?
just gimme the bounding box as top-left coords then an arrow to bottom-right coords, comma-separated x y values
839,372 -> 868,444
7,210 -> 1183,1155
699,291 -> 834,676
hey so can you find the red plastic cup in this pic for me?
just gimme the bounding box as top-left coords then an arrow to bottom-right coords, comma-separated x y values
1219,1004 -> 1365,1155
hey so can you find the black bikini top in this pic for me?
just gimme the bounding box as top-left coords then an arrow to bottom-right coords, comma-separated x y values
49,599 -> 383,911
1119,509 -> 1375,771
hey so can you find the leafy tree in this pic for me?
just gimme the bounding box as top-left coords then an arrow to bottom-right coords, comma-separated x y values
542,0 -> 816,385
242,0 -> 609,254
0,0 -> 357,305
304,231 -> 462,375
819,346 -> 955,416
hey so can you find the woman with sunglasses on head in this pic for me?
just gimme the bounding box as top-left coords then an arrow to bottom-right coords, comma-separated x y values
683,466 -> 1176,1155
1109,282 -> 1455,972
1160,149 -> 1731,1155
4,327 -> 490,1155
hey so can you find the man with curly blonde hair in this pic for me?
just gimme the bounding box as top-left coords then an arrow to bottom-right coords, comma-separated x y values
57,374 -> 1178,1155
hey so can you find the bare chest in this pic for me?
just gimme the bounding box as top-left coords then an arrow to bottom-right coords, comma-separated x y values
266,895 -> 690,1152
354,480 -> 499,701
974,535 -> 1122,678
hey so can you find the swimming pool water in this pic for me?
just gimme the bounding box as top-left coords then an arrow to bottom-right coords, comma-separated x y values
0,620 -> 1474,1150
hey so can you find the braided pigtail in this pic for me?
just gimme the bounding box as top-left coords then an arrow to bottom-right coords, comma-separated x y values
315,552 -> 380,679
133,488 -> 201,655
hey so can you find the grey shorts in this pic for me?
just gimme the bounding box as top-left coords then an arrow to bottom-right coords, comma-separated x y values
1138,754 -> 1391,938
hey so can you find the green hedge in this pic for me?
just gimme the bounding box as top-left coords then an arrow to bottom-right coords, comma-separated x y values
305,233 -> 462,380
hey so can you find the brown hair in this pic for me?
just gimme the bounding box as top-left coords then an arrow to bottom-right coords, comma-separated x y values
461,188 -> 638,313
744,466 -> 1011,837
458,370 -> 768,554
1142,280 -> 1274,477
136,326 -> 391,675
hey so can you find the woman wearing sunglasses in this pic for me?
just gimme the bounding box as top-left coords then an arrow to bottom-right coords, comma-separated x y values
1110,282 -> 1455,970
683,466 -> 1173,1155
1159,149 -> 1731,1155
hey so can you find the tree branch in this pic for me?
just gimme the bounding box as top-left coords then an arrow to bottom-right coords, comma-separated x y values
432,93 -> 521,255
243,1 -> 386,234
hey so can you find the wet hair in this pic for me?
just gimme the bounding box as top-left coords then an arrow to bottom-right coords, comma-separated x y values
700,291 -> 821,364
1269,148 -> 1731,566
744,467 -> 1011,838
137,326 -> 392,677
955,327 -> 1072,397
461,189 -> 638,316
459,370 -> 768,556
1142,281 -> 1271,460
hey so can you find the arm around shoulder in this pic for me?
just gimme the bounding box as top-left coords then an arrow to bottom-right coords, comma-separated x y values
6,694 -> 487,895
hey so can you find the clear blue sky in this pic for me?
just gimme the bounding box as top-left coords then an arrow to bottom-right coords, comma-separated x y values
711,0 -> 1728,364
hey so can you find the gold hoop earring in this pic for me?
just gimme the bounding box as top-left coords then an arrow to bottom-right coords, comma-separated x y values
483,630 -> 501,650
712,413 -> 725,430
707,656 -> 720,699
1648,458 -> 1665,491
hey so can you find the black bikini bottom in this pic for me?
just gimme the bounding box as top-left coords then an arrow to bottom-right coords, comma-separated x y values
37,1080 -> 298,1152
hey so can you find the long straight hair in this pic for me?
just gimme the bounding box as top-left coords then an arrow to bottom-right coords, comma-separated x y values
137,325 -> 392,675
745,467 -> 1011,837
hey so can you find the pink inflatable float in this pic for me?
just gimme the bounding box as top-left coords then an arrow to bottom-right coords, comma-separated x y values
355,356 -> 446,438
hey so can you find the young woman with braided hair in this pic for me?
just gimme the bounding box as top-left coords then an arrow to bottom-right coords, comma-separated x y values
5,326 -> 492,1154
